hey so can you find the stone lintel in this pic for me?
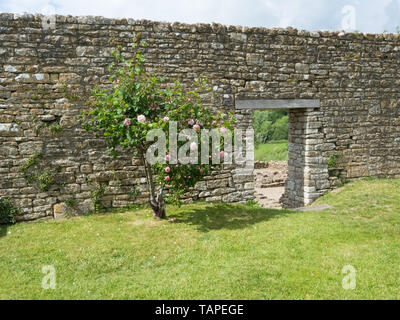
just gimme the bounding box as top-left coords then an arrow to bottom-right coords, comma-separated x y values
235,99 -> 320,110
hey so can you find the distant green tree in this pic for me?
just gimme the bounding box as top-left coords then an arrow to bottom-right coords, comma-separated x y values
253,110 -> 288,146
271,116 -> 288,141
256,121 -> 273,144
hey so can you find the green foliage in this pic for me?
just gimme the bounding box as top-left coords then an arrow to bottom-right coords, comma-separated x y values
36,171 -> 56,192
253,110 -> 288,146
80,36 -> 234,207
0,198 -> 20,225
48,123 -> 63,134
245,199 -> 259,208
271,116 -> 288,141
34,122 -> 63,136
128,187 -> 140,198
61,83 -> 79,101
91,185 -> 107,212
65,198 -> 77,208
20,153 -> 43,172
20,153 -> 59,192
328,153 -> 343,168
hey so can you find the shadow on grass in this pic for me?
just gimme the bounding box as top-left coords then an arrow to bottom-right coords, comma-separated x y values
0,225 -> 8,238
171,203 -> 293,233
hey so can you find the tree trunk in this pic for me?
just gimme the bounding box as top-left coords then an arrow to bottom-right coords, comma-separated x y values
139,148 -> 167,219
150,187 -> 166,219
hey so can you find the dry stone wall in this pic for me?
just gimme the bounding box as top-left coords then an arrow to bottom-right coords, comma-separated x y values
1,13 -> 400,220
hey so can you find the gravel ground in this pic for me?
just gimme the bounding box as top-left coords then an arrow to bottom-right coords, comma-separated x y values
255,186 -> 285,209
253,161 -> 288,208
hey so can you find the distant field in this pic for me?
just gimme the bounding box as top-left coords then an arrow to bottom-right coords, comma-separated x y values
255,140 -> 288,162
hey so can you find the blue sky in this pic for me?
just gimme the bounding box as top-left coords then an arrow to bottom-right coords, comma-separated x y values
1,0 -> 400,33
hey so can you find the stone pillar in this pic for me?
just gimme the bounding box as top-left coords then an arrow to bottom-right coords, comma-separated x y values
232,108 -> 256,203
281,108 -> 329,208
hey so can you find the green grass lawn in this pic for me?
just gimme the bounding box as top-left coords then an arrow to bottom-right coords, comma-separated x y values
1,178 -> 400,300
255,140 -> 288,162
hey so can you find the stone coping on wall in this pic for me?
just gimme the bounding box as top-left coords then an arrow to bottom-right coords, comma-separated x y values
3,12 -> 400,42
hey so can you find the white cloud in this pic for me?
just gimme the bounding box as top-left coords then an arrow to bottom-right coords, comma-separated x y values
0,0 -> 399,33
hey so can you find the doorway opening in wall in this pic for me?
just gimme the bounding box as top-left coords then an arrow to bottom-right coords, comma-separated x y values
237,98 -> 320,208
253,110 -> 289,209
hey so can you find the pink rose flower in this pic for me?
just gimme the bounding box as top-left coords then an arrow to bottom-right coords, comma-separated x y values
165,167 -> 170,173
137,115 -> 146,123
124,118 -> 131,126
190,142 -> 198,151
165,176 -> 170,182
199,168 -> 203,173
220,151 -> 225,158
165,154 -> 171,161
163,116 -> 169,122
193,124 -> 201,131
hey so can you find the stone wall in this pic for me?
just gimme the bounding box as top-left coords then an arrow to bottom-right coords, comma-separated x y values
1,13 -> 400,220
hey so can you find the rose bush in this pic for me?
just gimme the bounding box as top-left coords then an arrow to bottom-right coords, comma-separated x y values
81,36 -> 234,219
